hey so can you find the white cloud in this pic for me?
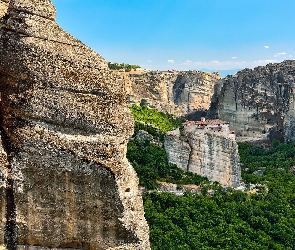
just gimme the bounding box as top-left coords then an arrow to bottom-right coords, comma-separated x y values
289,55 -> 293,58
264,46 -> 270,49
274,52 -> 287,57
147,60 -> 152,63
185,60 -> 192,63
232,57 -> 237,59
168,60 -> 174,63
180,59 -> 278,70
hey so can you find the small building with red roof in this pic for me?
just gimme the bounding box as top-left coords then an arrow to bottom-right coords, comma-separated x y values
183,117 -> 235,139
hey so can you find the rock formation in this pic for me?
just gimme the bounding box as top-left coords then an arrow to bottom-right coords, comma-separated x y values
124,70 -> 221,117
124,71 -> 183,116
0,0 -> 9,18
0,0 -> 149,249
164,119 -> 241,187
172,71 -> 221,114
208,61 -> 295,144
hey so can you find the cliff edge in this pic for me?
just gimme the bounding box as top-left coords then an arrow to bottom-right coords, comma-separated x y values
124,70 -> 221,116
164,119 -> 241,187
0,0 -> 149,249
208,61 -> 295,145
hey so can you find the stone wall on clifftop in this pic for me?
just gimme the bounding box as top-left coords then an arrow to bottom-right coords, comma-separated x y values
164,121 -> 241,187
208,61 -> 295,144
0,0 -> 149,249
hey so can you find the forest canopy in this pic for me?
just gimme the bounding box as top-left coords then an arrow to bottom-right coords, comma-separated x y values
128,105 -> 295,249
130,105 -> 183,132
143,141 -> 295,249
108,62 -> 140,71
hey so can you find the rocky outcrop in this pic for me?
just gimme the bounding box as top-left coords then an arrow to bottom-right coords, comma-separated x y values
208,61 -> 295,144
124,71 -> 183,116
172,71 -> 221,114
124,70 -> 221,116
164,129 -> 191,171
164,121 -> 241,187
0,0 -> 9,18
0,0 -> 149,249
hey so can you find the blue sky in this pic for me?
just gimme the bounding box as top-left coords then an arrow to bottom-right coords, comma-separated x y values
51,0 -> 295,73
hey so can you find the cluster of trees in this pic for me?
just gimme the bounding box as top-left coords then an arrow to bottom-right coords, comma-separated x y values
143,141 -> 295,249
133,122 -> 166,143
127,105 -> 207,189
130,105 -> 183,133
108,62 -> 140,72
238,140 -> 295,184
127,139 -> 208,190
127,105 -> 295,249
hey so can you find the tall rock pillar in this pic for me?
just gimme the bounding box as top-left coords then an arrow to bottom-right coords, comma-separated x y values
0,0 -> 149,249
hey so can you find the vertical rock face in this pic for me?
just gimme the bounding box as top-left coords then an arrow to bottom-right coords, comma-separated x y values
208,61 -> 295,144
164,121 -> 241,187
0,134 -> 8,249
0,2 -> 10,249
164,129 -> 191,171
124,71 -> 183,116
0,0 -> 149,249
124,71 -> 220,116
172,71 -> 221,114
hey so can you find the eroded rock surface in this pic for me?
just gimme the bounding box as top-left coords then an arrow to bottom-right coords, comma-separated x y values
0,0 -> 9,18
124,70 -> 220,116
164,121 -> 241,187
0,0 -> 149,249
208,61 -> 295,144
0,133 -> 8,249
172,71 -> 221,114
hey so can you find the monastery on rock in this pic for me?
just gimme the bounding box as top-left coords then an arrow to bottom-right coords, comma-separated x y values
183,117 -> 236,139
165,117 -> 241,187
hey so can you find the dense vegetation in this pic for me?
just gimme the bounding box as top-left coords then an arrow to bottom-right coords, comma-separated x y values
108,62 -> 140,72
130,105 -> 183,133
143,141 -> 295,249
127,139 -> 209,190
133,122 -> 166,143
239,140 -> 295,184
128,105 -> 207,189
128,105 -> 295,249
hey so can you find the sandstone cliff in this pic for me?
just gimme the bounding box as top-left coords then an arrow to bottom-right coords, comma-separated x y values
0,0 -> 9,18
208,61 -> 295,144
0,0 -> 149,249
172,71 -> 221,114
124,70 -> 221,116
164,121 -> 241,187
